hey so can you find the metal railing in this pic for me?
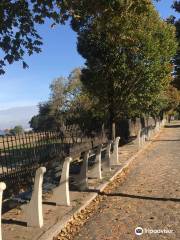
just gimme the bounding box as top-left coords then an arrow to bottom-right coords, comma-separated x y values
0,131 -> 107,197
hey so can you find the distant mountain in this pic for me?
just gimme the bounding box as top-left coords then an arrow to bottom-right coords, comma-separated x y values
0,106 -> 38,130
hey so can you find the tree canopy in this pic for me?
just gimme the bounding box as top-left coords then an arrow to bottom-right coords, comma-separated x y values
75,0 -> 177,137
9,125 -> 24,135
172,0 -> 180,90
2,1 -> 178,137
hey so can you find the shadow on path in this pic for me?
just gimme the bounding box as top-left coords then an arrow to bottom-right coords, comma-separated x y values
153,139 -> 180,142
99,192 -> 180,203
165,125 -> 180,128
81,189 -> 180,203
2,219 -> 27,227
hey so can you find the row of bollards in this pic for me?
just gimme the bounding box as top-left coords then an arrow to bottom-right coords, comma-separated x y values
138,119 -> 166,148
0,136 -> 121,239
0,119 -> 166,239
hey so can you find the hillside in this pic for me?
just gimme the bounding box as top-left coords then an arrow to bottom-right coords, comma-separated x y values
0,106 -> 38,129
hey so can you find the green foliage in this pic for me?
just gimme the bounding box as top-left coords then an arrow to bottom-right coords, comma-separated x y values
173,1 -> 180,12
29,68 -> 102,132
10,125 -> 24,135
172,1 -> 180,90
29,102 -> 60,131
29,77 -> 68,131
29,1 -> 178,134
75,1 -> 177,126
0,0 -> 72,74
3,1 -> 177,134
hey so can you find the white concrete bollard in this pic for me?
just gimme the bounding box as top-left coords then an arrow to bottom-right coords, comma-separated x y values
149,128 -> 152,140
23,167 -> 46,228
162,119 -> 166,126
141,132 -> 144,146
141,131 -> 144,145
0,182 -> 6,240
53,157 -> 72,206
157,121 -> 160,131
78,151 -> 90,191
155,122 -> 160,132
143,131 -> 146,144
89,145 -> 102,179
103,141 -> 112,172
140,129 -> 146,146
146,128 -> 150,141
154,124 -> 157,133
110,137 -> 120,166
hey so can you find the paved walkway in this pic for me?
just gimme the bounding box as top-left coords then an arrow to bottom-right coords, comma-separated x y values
73,121 -> 180,240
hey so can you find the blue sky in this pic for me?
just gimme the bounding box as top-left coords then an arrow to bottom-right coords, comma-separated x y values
0,0 -> 179,110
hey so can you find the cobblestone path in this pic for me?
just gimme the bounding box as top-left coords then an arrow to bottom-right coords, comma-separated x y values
74,121 -> 180,240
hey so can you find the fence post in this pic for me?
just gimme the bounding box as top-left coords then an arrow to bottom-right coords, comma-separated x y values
0,182 -> 6,240
78,151 -> 90,191
88,145 -> 102,179
52,157 -> 72,206
110,137 -> 120,166
103,141 -> 112,172
23,167 -> 46,228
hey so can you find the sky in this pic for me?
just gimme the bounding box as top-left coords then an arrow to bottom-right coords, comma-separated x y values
0,0 -> 179,110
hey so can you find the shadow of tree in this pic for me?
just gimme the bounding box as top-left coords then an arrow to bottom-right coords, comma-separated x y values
165,125 -> 180,128
99,192 -> 180,203
2,218 -> 27,227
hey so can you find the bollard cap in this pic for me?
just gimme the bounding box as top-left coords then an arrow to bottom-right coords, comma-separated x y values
37,167 -> 46,175
0,182 -> 6,191
65,157 -> 72,162
115,136 -> 120,143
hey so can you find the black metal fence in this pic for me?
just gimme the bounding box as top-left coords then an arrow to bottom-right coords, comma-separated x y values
0,130 -> 107,197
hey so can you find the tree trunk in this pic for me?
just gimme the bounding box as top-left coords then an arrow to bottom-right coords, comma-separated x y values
112,122 -> 116,140
109,103 -> 116,140
108,77 -> 115,140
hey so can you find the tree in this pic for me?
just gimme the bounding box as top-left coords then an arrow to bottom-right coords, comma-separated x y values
29,103 -> 57,131
173,0 -> 180,12
75,1 -> 177,138
30,75 -> 68,131
10,125 -> 24,135
172,1 -> 180,90
29,115 -> 39,132
29,68 -> 82,131
29,67 -> 105,133
165,85 -> 180,112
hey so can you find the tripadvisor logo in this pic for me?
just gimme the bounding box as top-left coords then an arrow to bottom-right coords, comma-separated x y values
135,227 -> 144,236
